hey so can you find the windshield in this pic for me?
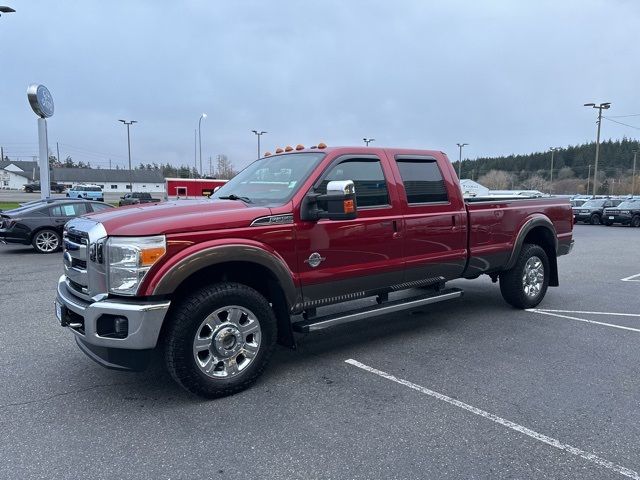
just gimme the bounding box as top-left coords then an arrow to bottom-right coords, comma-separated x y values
211,152 -> 325,206
581,200 -> 605,208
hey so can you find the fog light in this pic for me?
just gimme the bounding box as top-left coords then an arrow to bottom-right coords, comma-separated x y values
114,317 -> 128,337
96,314 -> 129,338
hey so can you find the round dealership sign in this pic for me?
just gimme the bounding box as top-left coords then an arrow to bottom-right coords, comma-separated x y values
27,84 -> 55,118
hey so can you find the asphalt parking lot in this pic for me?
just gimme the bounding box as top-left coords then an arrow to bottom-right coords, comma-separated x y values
1,225 -> 639,479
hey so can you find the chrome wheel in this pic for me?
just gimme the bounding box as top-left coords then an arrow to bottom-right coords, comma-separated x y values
522,256 -> 544,298
192,305 -> 261,379
35,231 -> 59,253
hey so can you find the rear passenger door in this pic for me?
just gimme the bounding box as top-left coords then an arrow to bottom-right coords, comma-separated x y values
50,203 -> 90,233
390,154 -> 467,283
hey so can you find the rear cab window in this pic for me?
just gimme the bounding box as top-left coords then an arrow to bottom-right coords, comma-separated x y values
394,157 -> 449,204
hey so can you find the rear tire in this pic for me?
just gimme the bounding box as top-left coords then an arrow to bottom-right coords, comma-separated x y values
163,282 -> 277,398
499,244 -> 550,309
589,213 -> 601,225
32,229 -> 61,254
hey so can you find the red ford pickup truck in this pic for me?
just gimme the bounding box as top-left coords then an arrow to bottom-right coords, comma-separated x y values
56,145 -> 574,398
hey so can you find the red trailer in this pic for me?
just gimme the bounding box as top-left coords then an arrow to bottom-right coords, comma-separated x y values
165,178 -> 228,200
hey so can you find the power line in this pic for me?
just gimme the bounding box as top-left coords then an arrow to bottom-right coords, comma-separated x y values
606,113 -> 640,118
603,117 -> 640,130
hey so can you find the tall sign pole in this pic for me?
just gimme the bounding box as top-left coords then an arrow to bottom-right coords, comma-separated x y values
27,84 -> 54,199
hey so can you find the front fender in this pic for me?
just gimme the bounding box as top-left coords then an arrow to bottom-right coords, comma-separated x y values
141,239 -> 300,310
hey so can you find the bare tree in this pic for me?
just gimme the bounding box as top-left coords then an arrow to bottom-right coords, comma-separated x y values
477,170 -> 515,189
215,154 -> 236,179
521,174 -> 548,191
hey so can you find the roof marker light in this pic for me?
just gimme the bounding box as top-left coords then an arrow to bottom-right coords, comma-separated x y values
317,142 -> 327,149
284,145 -> 293,152
264,152 -> 272,157
295,144 -> 304,150
275,147 -> 284,154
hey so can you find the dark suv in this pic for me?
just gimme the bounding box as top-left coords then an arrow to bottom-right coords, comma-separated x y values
0,199 -> 113,253
572,198 -> 623,225
23,182 -> 66,193
603,199 -> 640,227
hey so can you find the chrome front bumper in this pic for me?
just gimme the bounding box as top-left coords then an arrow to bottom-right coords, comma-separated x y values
56,275 -> 170,351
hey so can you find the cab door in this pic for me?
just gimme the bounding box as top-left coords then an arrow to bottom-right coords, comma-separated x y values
388,154 -> 467,283
295,154 -> 404,306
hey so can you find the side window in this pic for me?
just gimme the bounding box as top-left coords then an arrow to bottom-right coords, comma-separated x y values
51,203 -> 89,217
318,158 -> 389,208
395,159 -> 448,204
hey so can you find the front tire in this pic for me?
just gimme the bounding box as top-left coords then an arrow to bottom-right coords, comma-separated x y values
631,215 -> 640,228
163,282 -> 277,398
499,244 -> 550,309
589,213 -> 601,225
32,229 -> 61,253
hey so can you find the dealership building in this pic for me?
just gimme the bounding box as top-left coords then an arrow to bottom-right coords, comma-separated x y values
0,162 -> 165,194
51,168 -> 165,193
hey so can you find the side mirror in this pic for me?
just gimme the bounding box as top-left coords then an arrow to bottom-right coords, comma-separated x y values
301,180 -> 357,221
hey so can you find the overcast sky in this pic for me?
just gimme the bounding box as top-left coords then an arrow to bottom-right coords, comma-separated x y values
1,0 -> 639,172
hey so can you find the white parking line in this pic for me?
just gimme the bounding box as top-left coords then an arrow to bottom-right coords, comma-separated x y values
526,309 -> 640,333
621,273 -> 640,282
345,359 -> 640,480
532,309 -> 640,318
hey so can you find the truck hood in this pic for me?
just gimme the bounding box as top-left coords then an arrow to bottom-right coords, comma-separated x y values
85,200 -> 272,236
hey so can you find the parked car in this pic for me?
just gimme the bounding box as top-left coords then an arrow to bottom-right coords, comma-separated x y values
55,144 -> 573,398
603,199 -> 640,227
0,199 -> 113,253
118,192 -> 161,207
23,182 -> 66,193
66,184 -> 104,201
572,198 -> 623,224
570,199 -> 587,208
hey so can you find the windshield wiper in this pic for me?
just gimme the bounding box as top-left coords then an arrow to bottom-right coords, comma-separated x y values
218,194 -> 252,204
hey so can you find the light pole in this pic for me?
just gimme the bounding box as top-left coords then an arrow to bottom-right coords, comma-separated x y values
363,138 -> 375,146
118,119 -> 137,192
586,164 -> 591,195
584,102 -> 611,195
198,113 -> 207,176
632,150 -> 638,196
456,143 -> 468,179
252,130 -> 267,158
549,147 -> 561,194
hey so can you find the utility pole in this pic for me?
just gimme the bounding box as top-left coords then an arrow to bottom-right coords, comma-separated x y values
109,158 -> 112,169
198,113 -> 207,176
549,147 -> 560,194
252,130 -> 267,159
193,129 -> 197,178
456,143 -> 468,179
586,165 -> 591,195
56,142 -> 61,166
1,146 -> 3,163
118,119 -> 137,192
363,138 -> 375,146
584,102 -> 611,196
632,150 -> 637,196
209,156 -> 212,177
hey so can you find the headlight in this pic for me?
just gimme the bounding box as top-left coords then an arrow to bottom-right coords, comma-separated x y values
106,235 -> 166,295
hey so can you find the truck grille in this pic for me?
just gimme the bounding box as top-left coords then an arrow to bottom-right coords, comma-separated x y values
63,219 -> 108,301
